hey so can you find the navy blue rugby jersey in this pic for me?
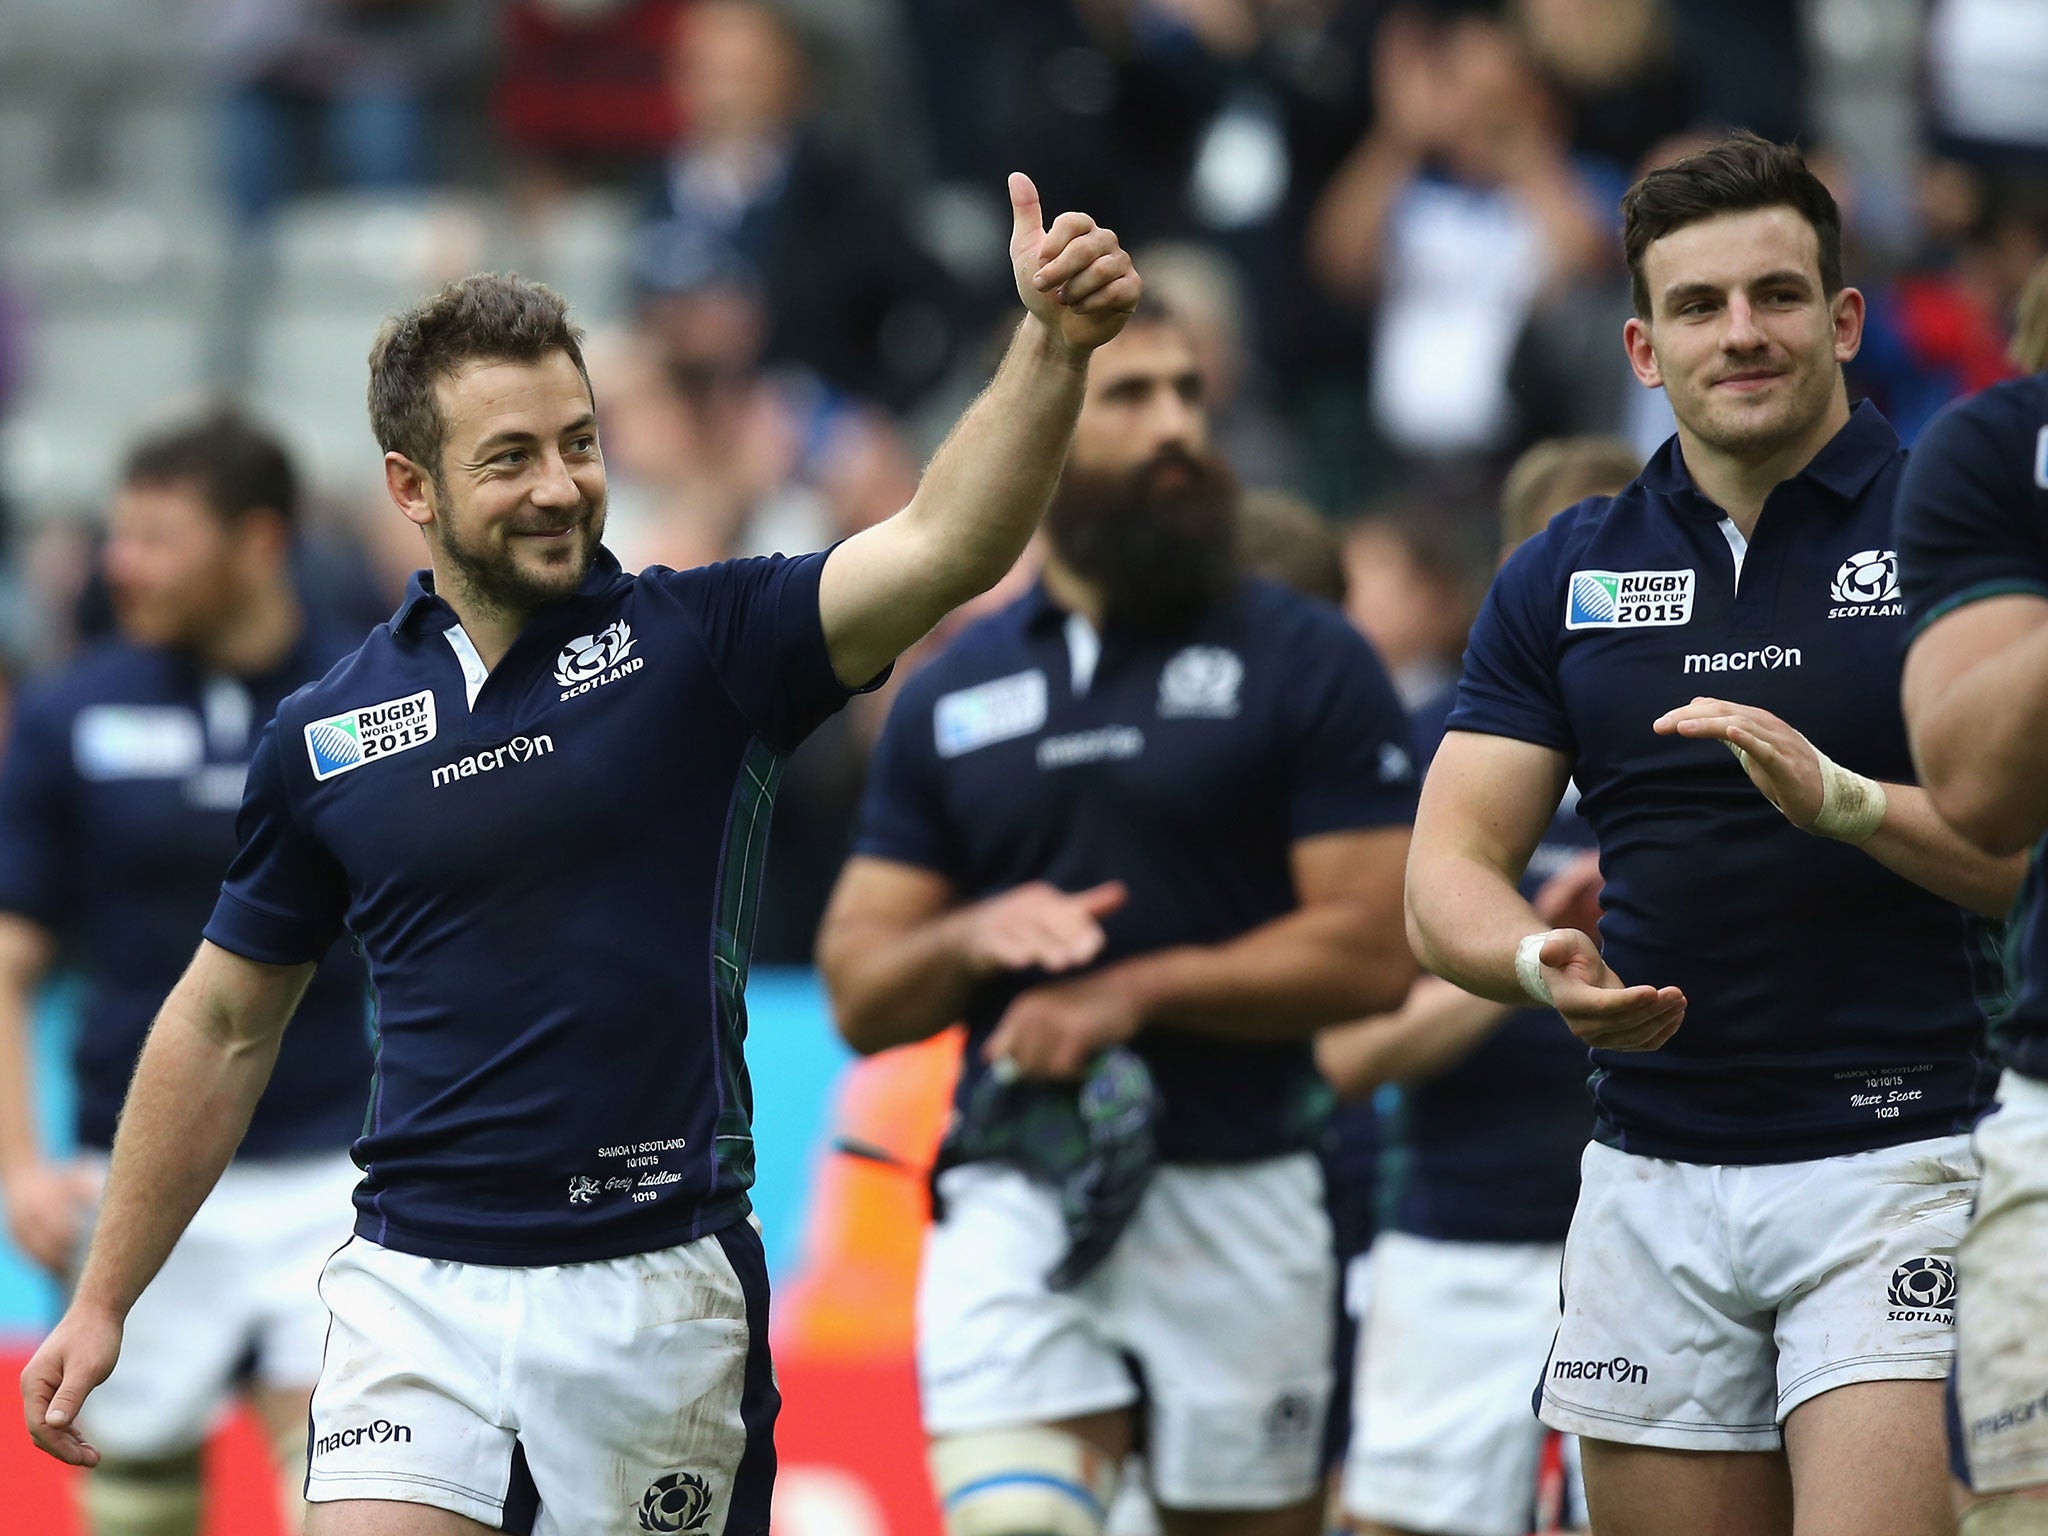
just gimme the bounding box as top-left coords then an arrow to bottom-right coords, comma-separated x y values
1448,402 -> 2003,1165
0,630 -> 372,1156
1897,372 -> 2048,1083
1381,687 -> 1593,1244
202,547 -> 871,1265
852,576 -> 1418,1163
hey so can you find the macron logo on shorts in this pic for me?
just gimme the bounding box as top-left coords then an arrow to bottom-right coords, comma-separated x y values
314,1419 -> 413,1456
305,692 -> 437,781
1551,1355 -> 1650,1386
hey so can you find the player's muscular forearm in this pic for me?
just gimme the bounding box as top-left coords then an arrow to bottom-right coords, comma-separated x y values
1903,596 -> 2048,855
818,176 -> 1140,685
820,905 -> 987,1055
1857,784 -> 2028,918
0,914 -> 55,1184
70,942 -> 311,1318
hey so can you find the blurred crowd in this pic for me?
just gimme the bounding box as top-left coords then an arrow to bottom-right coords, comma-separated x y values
2,0 -> 2047,957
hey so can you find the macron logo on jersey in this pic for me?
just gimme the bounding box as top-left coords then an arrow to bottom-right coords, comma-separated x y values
1566,570 -> 1694,630
305,691 -> 437,781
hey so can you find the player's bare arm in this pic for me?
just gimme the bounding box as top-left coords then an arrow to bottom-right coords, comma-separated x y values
1655,696 -> 2026,914
982,825 -> 1414,1080
22,940 -> 314,1466
1409,730 -> 1685,1053
818,173 -> 1142,686
817,857 -> 1127,1054
1317,850 -> 1601,1098
1902,593 -> 2048,856
0,914 -> 94,1276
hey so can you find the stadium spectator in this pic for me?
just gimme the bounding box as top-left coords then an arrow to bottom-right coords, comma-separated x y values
819,300 -> 1420,1536
1513,0 -> 1695,187
1408,132 -> 2020,1536
494,0 -> 687,197
1309,8 -> 1608,475
641,0 -> 965,413
196,0 -> 466,223
0,411 -> 372,1536
1896,251 -> 2048,1536
21,179 -> 1142,1534
1320,436 -> 1638,1536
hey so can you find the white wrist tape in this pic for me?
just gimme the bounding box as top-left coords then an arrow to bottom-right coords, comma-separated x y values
1514,931 -> 1556,1007
1811,749 -> 1889,844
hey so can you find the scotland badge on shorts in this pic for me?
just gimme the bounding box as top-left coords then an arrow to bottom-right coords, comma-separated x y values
637,1470 -> 713,1532
1886,1256 -> 1958,1322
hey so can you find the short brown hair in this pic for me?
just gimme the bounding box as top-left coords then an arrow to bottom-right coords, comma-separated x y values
123,408 -> 299,529
1237,489 -> 1346,605
2013,253 -> 2048,374
1622,131 -> 1842,319
1500,436 -> 1640,548
368,273 -> 592,478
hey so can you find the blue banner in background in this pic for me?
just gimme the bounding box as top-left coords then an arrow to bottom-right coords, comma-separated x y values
0,968 -> 852,1341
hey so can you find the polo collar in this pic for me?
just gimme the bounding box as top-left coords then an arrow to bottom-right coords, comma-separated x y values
390,545 -> 628,636
1641,399 -> 1900,519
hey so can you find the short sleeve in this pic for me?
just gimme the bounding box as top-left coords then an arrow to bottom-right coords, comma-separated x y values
0,685 -> 75,927
1444,529 -> 1575,754
1278,607 -> 1419,838
849,678 -> 964,878
654,549 -> 888,754
1898,392 -> 2048,635
202,722 -> 350,965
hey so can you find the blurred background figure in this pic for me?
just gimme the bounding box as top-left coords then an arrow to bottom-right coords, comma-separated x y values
0,413 -> 372,1536
1318,436 -> 1637,1536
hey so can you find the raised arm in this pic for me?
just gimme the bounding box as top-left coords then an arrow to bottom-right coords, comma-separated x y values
1655,696 -> 2027,913
21,940 -> 315,1466
1409,730 -> 1686,1051
817,174 -> 1142,686
1903,595 -> 2048,856
980,826 -> 1417,1079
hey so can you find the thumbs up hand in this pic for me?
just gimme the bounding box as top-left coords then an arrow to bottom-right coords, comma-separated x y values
1007,172 -> 1142,359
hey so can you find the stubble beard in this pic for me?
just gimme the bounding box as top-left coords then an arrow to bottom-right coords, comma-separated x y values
1677,347 -> 1839,463
435,499 -> 607,622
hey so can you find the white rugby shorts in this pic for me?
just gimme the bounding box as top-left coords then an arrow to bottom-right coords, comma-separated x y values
1343,1232 -> 1572,1536
306,1221 -> 777,1535
918,1155 -> 1335,1511
1540,1135 -> 1977,1451
75,1151 -> 359,1459
1952,1071 -> 2048,1493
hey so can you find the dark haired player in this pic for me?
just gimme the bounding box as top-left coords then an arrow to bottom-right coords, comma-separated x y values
1406,133 -> 2024,1535
21,174 -> 1140,1536
818,306 -> 1419,1536
0,413 -> 372,1536
1896,266 -> 2048,1534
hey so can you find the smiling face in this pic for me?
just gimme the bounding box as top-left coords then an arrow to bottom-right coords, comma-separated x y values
396,350 -> 608,617
1624,205 -> 1863,463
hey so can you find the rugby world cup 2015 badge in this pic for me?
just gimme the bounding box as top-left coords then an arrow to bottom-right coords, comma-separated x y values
305,691 -> 438,781
1566,569 -> 1695,630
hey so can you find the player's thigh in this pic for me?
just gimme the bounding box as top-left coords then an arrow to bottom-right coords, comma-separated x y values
1783,1379 -> 1951,1536
1539,1144 -> 1780,1454
1954,1075 -> 2048,1504
1579,1440 -> 1793,1536
305,1499 -> 499,1535
919,1163 -> 1137,1435
1115,1157 -> 1334,1515
513,1221 -> 778,1536
1763,1135 -> 1976,1428
1340,1232 -> 1561,1536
